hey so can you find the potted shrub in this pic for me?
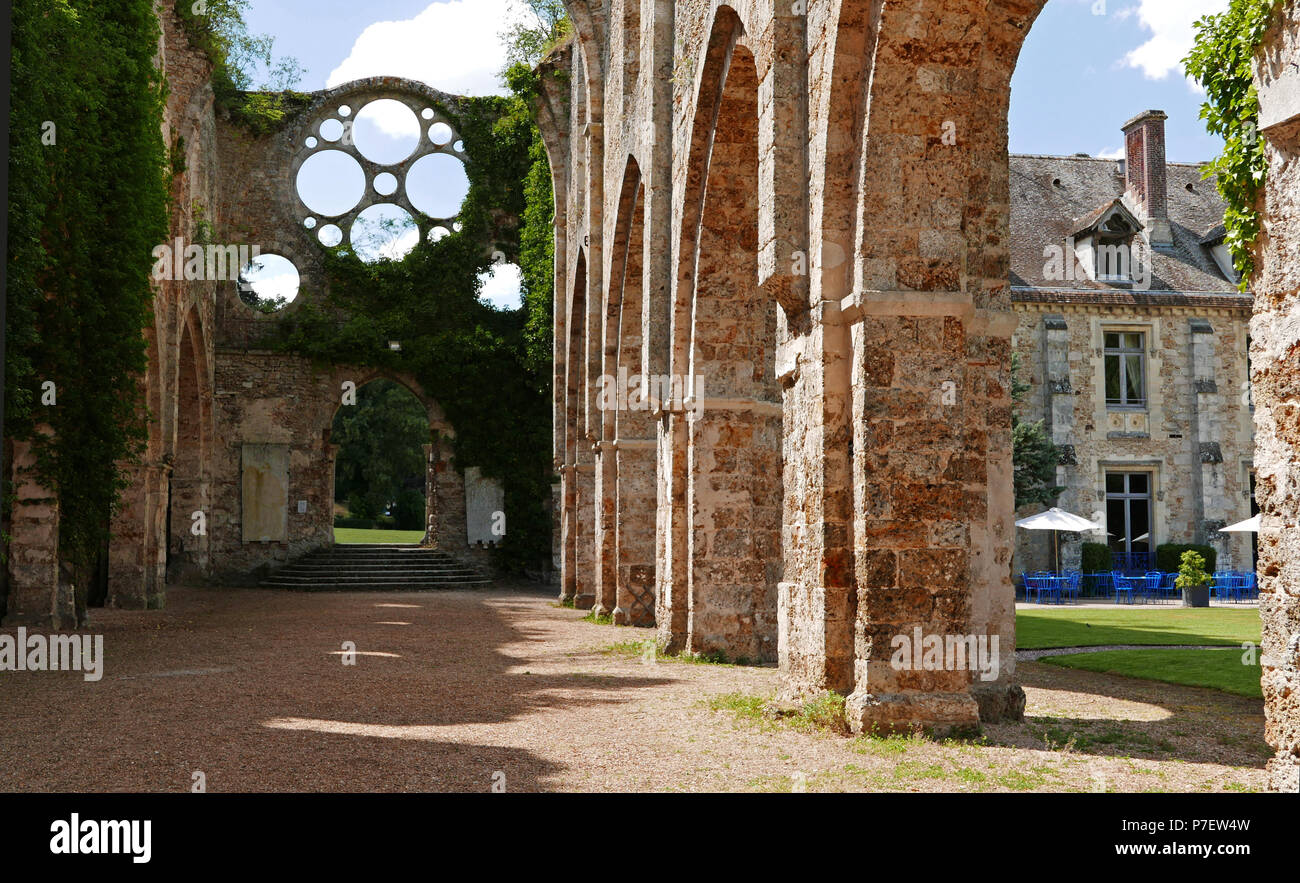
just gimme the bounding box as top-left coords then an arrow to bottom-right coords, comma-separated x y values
1176,549 -> 1211,608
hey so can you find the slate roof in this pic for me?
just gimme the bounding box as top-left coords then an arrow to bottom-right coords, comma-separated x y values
1009,154 -> 1250,306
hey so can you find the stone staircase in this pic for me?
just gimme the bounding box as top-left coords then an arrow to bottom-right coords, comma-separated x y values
260,544 -> 491,592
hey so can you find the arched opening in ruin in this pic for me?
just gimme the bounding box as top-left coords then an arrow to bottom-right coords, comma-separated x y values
678,9 -> 781,662
330,379 -> 431,543
166,311 -> 212,584
605,158 -> 655,626
561,250 -> 595,606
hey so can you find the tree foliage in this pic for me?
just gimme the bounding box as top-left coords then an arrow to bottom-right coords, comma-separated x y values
1010,352 -> 1063,510
499,0 -> 571,74
332,381 -> 428,526
176,0 -> 308,133
1186,0 -> 1282,288
7,0 -> 171,572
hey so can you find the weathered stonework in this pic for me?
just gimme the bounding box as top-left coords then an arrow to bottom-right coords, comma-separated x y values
1252,1 -> 1300,793
4,6 -> 502,622
547,0 -> 1051,729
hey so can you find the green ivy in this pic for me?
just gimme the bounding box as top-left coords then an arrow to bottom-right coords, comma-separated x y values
7,0 -> 171,573
175,0 -> 309,134
1186,0 -> 1282,288
267,83 -> 556,572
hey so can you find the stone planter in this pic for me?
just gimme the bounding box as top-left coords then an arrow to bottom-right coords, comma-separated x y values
1182,585 -> 1210,608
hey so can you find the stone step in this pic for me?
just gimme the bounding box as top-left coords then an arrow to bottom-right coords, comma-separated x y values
260,544 -> 490,592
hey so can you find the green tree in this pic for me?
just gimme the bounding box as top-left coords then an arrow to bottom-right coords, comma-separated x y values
7,0 -> 171,588
332,381 -> 429,522
1185,0 -> 1282,287
498,0 -> 571,74
1010,352 -> 1063,509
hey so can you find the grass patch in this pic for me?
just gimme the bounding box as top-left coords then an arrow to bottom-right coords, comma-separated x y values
1028,718 -> 1176,755
705,691 -> 849,734
333,528 -> 426,545
1016,607 -> 1260,650
598,641 -> 740,666
582,610 -> 615,626
1041,648 -> 1262,699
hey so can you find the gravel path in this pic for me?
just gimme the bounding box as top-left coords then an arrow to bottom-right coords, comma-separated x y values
0,584 -> 1270,793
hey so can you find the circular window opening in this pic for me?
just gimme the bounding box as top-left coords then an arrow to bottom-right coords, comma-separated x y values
453,140 -> 464,153
352,99 -> 421,165
319,118 -> 345,142
339,105 -> 352,117
374,172 -> 399,196
429,122 -> 454,147
478,262 -> 523,310
238,254 -> 300,312
421,108 -> 434,120
305,136 -> 318,149
318,224 -> 343,247
351,204 -> 418,263
406,153 -> 470,219
427,226 -> 451,243
304,217 -> 317,229
296,150 -> 366,217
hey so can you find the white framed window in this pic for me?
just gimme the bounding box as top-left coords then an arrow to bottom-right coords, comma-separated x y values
1104,330 -> 1146,409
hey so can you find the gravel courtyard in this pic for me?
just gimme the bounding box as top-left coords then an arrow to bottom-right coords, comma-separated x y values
0,583 -> 1270,793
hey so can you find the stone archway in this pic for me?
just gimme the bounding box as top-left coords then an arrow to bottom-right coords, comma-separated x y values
166,308 -> 214,584
675,8 -> 782,663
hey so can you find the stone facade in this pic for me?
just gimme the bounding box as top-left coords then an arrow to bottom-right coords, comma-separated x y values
1252,0 -> 1300,794
1007,112 -> 1257,575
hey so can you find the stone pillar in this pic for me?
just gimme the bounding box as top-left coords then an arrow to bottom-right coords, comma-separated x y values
107,461 -> 169,610
4,440 -> 61,627
1253,5 -> 1300,791
613,438 -> 656,626
1189,319 -> 1232,564
654,409 -> 688,652
1044,315 -> 1082,570
843,301 -> 1020,734
571,449 -> 597,609
592,439 -> 617,617
685,397 -> 782,662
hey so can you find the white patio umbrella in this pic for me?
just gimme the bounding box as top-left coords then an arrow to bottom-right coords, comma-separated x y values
1015,507 -> 1104,573
1220,514 -> 1261,533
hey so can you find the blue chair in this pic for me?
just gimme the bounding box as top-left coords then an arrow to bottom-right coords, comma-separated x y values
1112,571 -> 1135,604
1241,572 -> 1258,601
1031,573 -> 1059,605
1159,571 -> 1179,603
1141,571 -> 1164,603
1063,571 -> 1082,603
1211,571 -> 1235,602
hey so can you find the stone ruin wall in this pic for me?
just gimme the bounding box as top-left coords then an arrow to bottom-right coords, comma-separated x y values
1253,0 -> 1300,793
549,0 -> 1047,734
5,7 -> 495,620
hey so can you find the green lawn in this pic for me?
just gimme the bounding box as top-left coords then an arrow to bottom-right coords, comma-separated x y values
1042,649 -> 1263,699
1016,607 -> 1261,650
333,528 -> 426,545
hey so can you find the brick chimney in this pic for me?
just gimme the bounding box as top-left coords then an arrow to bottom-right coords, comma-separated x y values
1121,110 -> 1172,246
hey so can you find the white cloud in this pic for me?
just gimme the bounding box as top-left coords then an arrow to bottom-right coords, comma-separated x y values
326,0 -> 515,98
1121,0 -> 1228,82
1095,146 -> 1125,159
478,263 -> 523,310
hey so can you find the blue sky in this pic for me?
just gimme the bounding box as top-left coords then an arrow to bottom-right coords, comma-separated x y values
243,0 -> 1229,305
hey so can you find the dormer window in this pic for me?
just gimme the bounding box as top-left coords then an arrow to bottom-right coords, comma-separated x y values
1096,216 -> 1138,282
1200,226 -> 1240,284
1071,199 -> 1144,285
